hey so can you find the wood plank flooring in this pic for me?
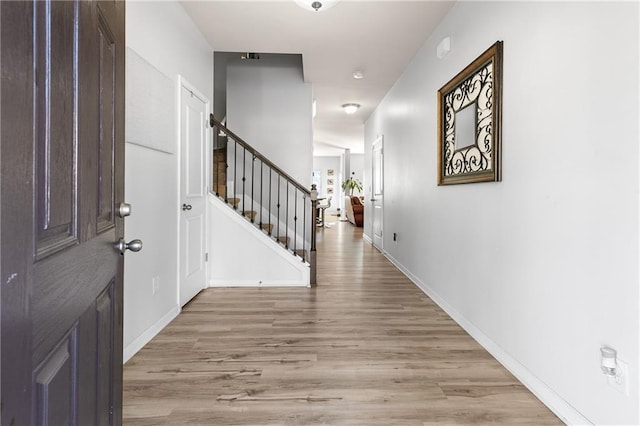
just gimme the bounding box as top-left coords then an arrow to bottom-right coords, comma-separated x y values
123,221 -> 561,425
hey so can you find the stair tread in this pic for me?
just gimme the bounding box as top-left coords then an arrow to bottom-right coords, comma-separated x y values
243,211 -> 257,222
293,249 -> 308,258
260,223 -> 274,233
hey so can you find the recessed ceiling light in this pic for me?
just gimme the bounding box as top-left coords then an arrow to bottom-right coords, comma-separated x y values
342,103 -> 360,114
352,71 -> 364,80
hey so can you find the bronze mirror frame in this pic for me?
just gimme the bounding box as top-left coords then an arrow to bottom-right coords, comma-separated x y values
438,41 -> 503,185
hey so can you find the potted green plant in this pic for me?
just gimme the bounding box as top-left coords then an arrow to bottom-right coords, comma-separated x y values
341,172 -> 363,196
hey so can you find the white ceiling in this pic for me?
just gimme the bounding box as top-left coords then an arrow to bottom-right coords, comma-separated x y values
181,0 -> 455,155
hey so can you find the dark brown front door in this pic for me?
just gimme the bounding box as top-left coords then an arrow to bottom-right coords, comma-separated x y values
1,1 -> 126,424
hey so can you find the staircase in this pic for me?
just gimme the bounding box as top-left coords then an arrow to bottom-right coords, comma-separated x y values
210,116 -> 317,284
212,140 -> 228,198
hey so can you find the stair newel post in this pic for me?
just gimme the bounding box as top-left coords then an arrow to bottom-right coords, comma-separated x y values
213,124 -> 218,196
309,184 -> 318,287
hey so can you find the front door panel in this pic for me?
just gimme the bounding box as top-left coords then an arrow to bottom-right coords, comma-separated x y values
1,1 -> 126,424
34,331 -> 77,426
34,0 -> 78,259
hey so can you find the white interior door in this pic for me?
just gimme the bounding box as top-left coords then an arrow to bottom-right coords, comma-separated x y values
179,80 -> 209,306
372,136 -> 384,252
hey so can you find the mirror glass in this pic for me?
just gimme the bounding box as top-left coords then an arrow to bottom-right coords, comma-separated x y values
455,103 -> 476,151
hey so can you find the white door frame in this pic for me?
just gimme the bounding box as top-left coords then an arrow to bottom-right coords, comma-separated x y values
371,135 -> 384,252
176,75 -> 211,306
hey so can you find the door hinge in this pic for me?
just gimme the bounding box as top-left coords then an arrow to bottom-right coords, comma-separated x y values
205,252 -> 209,262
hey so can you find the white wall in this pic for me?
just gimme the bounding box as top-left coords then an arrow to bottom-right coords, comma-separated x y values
124,1 -> 214,361
350,153 -> 364,188
227,54 -> 313,187
208,196 -> 309,287
313,156 -> 341,213
364,2 -> 639,425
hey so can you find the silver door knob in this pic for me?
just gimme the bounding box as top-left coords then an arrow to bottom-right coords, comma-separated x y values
182,204 -> 192,211
118,202 -> 132,218
114,238 -> 143,255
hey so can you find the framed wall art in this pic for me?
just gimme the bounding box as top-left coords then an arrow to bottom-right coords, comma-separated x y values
438,41 -> 503,185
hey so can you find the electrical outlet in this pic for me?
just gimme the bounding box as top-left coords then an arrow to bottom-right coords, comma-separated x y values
152,276 -> 160,295
608,358 -> 630,396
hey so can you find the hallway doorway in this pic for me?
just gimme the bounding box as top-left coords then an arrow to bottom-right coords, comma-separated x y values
371,136 -> 384,252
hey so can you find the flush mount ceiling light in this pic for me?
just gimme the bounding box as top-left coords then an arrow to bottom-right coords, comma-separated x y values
352,71 -> 364,80
342,103 -> 360,114
294,0 -> 340,12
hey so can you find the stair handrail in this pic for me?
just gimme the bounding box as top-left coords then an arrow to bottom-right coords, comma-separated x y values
210,114 -> 316,287
210,115 -> 310,196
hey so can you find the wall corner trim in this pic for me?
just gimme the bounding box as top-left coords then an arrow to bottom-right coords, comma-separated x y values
362,233 -> 373,245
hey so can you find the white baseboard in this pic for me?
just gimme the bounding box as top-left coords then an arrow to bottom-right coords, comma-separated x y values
362,233 -> 373,244
383,252 -> 592,426
123,305 -> 181,364
209,279 -> 307,287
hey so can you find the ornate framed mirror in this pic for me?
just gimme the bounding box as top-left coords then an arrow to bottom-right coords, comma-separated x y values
438,41 -> 503,185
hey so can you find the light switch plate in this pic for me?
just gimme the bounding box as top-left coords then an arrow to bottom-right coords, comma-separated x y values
607,358 -> 630,396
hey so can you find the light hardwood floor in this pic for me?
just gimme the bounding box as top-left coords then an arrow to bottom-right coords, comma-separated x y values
123,221 -> 561,425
